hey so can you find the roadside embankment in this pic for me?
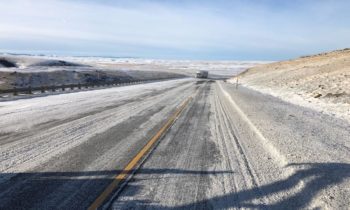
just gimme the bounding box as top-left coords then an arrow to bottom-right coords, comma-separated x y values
228,49 -> 350,123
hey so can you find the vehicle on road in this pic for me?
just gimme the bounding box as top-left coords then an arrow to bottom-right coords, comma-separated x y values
196,70 -> 209,78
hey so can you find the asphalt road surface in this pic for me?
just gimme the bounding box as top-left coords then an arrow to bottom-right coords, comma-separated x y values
0,79 -> 349,209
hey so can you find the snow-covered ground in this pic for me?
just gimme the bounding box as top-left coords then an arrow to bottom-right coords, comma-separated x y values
0,54 -> 268,90
68,57 -> 271,77
0,54 -> 270,76
229,49 -> 350,123
0,55 -> 186,90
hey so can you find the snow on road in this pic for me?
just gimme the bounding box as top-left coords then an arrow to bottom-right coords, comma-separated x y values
111,81 -> 350,209
0,79 -> 193,173
0,79 -> 349,209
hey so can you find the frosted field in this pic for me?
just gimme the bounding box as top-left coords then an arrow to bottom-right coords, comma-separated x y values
67,57 -> 271,77
1,54 -> 270,77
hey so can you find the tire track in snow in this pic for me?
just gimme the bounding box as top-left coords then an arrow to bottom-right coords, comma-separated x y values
217,82 -> 288,167
211,87 -> 267,206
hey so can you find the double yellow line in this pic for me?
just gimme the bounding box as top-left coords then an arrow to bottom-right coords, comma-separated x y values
88,96 -> 192,210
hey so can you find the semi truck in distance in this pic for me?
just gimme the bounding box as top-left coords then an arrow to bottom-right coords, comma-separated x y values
196,70 -> 209,78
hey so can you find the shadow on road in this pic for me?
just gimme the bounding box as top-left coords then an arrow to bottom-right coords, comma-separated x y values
111,163 -> 350,210
1,163 -> 349,209
0,168 -> 232,209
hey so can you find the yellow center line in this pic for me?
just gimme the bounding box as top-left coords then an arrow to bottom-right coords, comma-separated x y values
88,96 -> 193,210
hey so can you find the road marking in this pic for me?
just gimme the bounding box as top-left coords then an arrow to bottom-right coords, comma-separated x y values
88,96 -> 192,210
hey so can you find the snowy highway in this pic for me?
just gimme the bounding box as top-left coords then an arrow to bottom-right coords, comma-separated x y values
0,79 -> 350,209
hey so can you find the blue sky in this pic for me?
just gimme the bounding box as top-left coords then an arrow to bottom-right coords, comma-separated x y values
0,0 -> 349,60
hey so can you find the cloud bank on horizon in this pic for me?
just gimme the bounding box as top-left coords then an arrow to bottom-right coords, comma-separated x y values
0,0 -> 349,60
